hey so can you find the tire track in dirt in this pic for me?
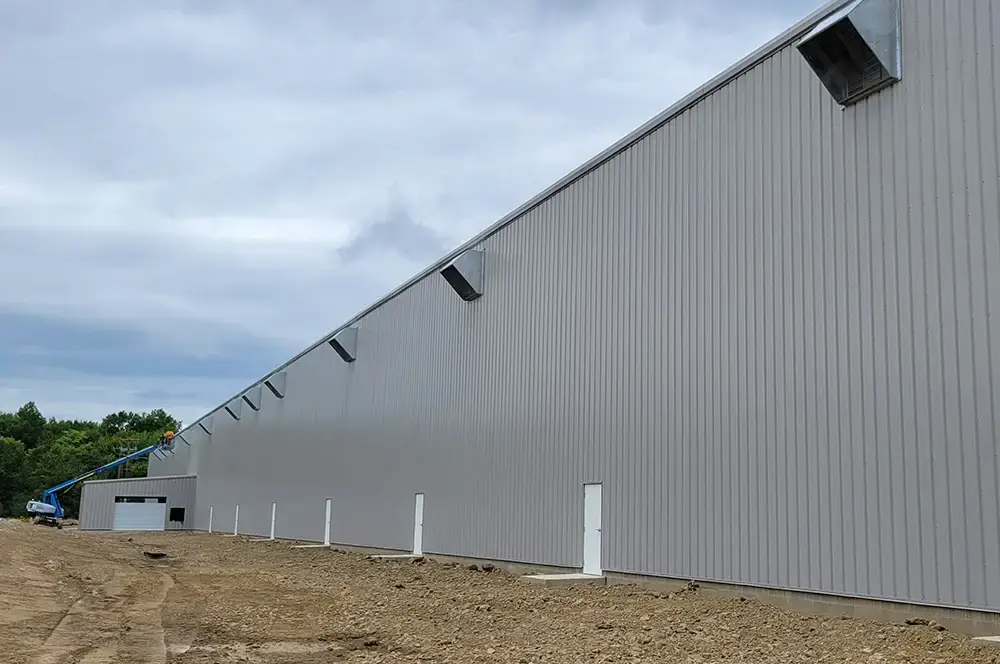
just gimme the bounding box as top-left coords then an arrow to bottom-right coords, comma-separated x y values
30,570 -> 134,664
117,571 -> 173,664
28,570 -> 172,664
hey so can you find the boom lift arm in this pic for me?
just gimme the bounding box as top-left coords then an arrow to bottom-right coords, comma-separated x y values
26,431 -> 176,526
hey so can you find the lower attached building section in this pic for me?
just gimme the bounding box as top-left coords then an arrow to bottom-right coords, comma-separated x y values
79,475 -> 196,532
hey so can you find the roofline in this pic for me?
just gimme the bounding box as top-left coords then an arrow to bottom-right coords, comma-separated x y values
179,0 -> 851,438
84,474 -> 196,485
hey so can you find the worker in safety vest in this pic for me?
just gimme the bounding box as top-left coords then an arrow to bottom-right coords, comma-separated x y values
159,430 -> 175,451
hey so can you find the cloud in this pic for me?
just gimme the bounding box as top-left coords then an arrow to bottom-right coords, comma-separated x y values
0,369 -> 235,430
0,313 -> 283,380
339,190 -> 453,264
0,0 -> 827,421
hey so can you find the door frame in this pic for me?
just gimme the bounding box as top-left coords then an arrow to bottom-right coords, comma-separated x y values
582,482 -> 603,576
412,492 -> 425,556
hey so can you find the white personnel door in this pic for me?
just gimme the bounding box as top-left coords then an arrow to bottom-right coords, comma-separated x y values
582,483 -> 603,576
112,502 -> 166,531
413,493 -> 424,555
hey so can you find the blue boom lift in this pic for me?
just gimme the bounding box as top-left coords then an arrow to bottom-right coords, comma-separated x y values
25,432 -> 176,528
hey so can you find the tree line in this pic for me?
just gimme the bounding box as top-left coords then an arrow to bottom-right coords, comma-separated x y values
0,402 -> 180,519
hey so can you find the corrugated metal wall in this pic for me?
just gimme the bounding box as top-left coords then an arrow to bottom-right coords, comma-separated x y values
79,476 -> 197,530
149,428 -> 206,477
148,443 -> 190,477
184,0 -> 1000,612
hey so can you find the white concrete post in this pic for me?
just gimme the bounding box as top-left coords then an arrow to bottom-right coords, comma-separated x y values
208,505 -> 214,533
323,498 -> 332,546
269,502 -> 277,540
233,504 -> 240,536
412,493 -> 424,556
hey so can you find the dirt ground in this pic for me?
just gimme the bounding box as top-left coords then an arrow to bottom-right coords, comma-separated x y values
1,521 -> 997,664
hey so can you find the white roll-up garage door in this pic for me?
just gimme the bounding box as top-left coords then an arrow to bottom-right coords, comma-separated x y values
112,502 -> 166,531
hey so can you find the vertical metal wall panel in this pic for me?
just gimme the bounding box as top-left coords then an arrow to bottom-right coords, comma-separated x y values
148,427 -> 209,479
194,348 -> 342,542
79,475 -> 197,530
148,444 -> 188,478
181,427 -> 208,476
186,0 -> 1000,612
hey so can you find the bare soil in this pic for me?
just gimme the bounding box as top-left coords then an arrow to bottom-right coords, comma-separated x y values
1,520 -> 996,663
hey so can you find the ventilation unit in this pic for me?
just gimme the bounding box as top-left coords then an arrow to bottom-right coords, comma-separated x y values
440,249 -> 484,301
242,384 -> 262,411
224,398 -> 242,420
265,371 -> 287,398
796,0 -> 901,106
328,326 -> 359,363
198,416 -> 214,436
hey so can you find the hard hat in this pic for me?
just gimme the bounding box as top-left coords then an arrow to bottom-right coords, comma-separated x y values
164,431 -> 175,439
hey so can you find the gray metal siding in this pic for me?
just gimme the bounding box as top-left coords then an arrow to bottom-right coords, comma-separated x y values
79,476 -> 197,530
148,443 -> 190,477
149,428 -> 207,478
187,0 -> 1000,612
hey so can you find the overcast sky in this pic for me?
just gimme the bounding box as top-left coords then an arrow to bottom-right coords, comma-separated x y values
0,0 -> 826,427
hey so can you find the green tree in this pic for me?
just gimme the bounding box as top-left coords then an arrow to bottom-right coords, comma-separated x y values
0,436 -> 27,515
13,402 -> 47,449
24,439 -> 84,517
0,405 -> 181,518
99,408 -> 179,437
0,412 -> 17,440
45,417 -> 99,441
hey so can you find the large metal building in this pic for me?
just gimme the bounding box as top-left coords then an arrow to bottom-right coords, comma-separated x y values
136,0 -> 1000,614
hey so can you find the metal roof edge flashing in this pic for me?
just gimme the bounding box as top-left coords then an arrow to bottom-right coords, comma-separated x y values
87,474 -> 197,485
